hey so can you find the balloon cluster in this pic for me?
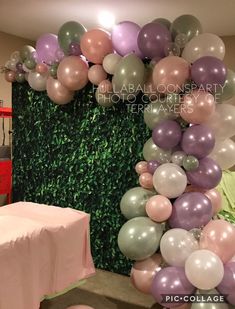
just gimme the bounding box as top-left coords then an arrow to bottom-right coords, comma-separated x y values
2,14 -> 235,307
115,15 -> 235,309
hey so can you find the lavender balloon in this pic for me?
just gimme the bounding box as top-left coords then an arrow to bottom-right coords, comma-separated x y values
152,120 -> 182,150
187,157 -> 222,190
137,22 -> 172,59
217,262 -> 235,305
191,56 -> 227,91
147,160 -> 160,174
181,124 -> 215,159
55,48 -> 65,62
68,42 -> 81,56
169,192 -> 213,230
111,21 -> 143,58
151,267 -> 195,308
31,51 -> 38,62
36,33 -> 59,65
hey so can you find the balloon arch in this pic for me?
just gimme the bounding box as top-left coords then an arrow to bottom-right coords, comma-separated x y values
2,14 -> 235,308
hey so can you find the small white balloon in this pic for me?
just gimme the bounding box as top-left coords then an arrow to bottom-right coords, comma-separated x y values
103,53 -> 121,75
153,163 -> 187,198
185,249 -> 224,290
160,228 -> 199,267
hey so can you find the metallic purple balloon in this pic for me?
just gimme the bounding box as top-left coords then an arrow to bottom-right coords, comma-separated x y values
169,192 -> 213,230
186,157 -> 222,190
152,120 -> 182,150
111,21 -> 143,58
68,42 -> 82,56
147,160 -> 160,174
181,124 -> 215,159
191,56 -> 227,91
151,267 -> 195,308
217,262 -> 235,305
137,22 -> 172,59
16,62 -> 24,73
36,33 -> 59,65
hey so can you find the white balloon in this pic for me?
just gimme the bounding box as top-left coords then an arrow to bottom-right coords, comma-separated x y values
28,71 -> 48,91
209,138 -> 235,170
153,163 -> 187,198
185,249 -> 224,290
205,104 -> 235,140
103,53 -> 121,75
10,50 -> 21,62
182,33 -> 225,63
160,228 -> 199,267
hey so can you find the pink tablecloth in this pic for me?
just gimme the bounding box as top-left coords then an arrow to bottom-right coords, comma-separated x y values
0,202 -> 95,309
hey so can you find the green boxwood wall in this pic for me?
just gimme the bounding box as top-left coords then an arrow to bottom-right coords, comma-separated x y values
12,83 -> 150,275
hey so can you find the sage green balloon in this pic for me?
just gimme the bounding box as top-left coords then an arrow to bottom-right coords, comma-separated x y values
112,54 -> 145,100
20,45 -> 35,61
171,151 -> 186,166
58,21 -> 86,54
24,58 -> 36,70
183,155 -> 199,171
118,217 -> 164,260
191,289 -> 229,309
166,93 -> 181,105
15,72 -> 25,83
95,88 -> 114,108
215,69 -> 235,102
49,63 -> 58,78
120,187 -> 155,219
171,14 -> 202,41
152,18 -> 171,29
144,99 -> 178,130
143,137 -> 172,163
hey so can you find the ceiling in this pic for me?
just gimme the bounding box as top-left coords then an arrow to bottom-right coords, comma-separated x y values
0,0 -> 235,40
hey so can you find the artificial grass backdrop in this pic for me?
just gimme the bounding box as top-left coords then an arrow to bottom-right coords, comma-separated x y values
12,83 -> 150,275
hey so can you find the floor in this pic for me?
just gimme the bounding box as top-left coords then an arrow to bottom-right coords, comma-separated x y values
40,269 -> 162,309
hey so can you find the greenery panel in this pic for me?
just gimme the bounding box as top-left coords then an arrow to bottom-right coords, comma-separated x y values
12,83 -> 150,275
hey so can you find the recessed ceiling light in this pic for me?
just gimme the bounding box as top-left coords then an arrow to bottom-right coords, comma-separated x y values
98,11 -> 115,29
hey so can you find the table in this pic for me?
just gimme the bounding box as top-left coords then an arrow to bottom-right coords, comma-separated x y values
0,202 -> 95,309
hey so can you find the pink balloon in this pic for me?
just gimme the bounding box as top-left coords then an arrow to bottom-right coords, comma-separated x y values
46,76 -> 74,105
88,65 -> 107,85
146,195 -> 172,222
205,188 -> 222,215
80,29 -> 113,64
131,254 -> 162,294
153,56 -> 190,94
5,71 -> 16,82
181,90 -> 215,124
57,56 -> 88,91
200,219 -> 235,263
36,63 -> 48,74
139,172 -> 153,189
135,161 -> 148,174
98,79 -> 112,94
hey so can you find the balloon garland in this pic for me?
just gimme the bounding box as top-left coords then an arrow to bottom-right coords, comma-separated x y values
2,14 -> 235,308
